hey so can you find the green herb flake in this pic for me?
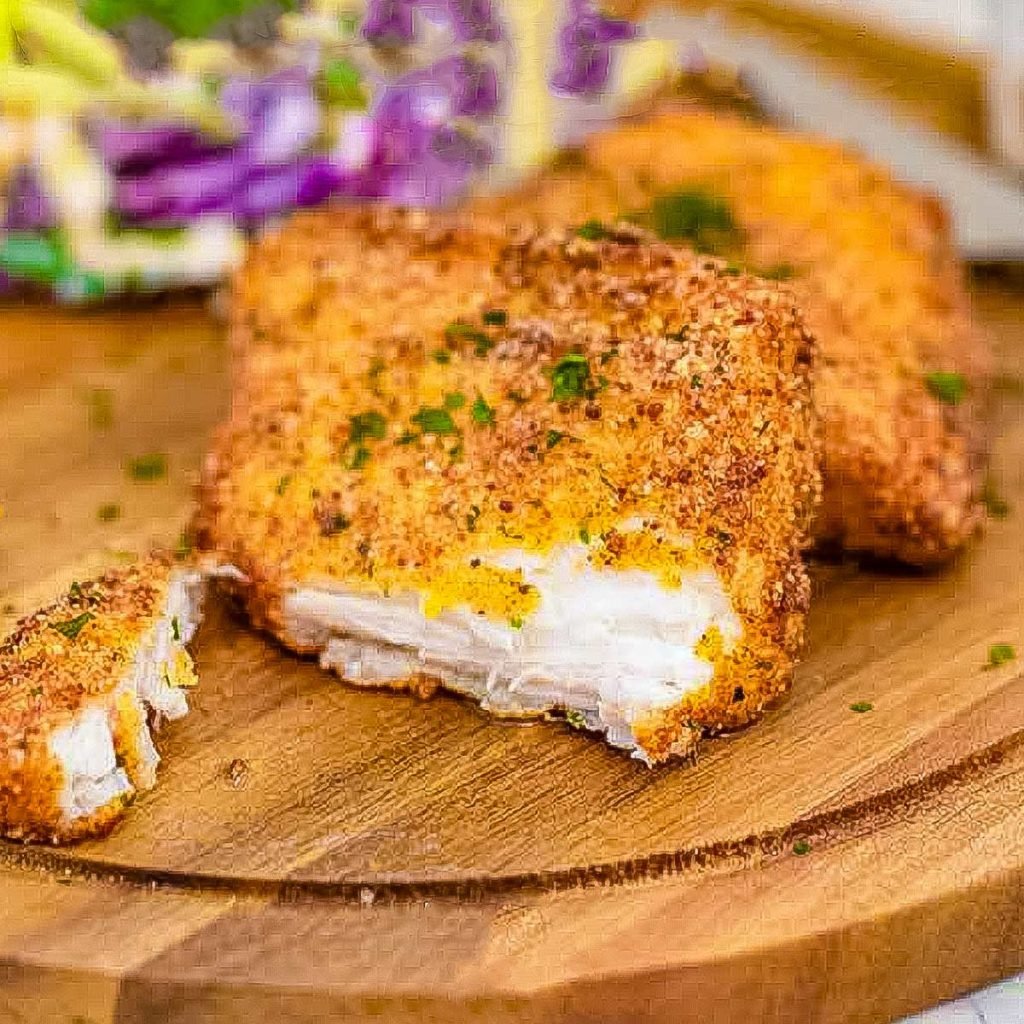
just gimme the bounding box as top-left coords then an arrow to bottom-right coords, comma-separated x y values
849,701 -> 874,714
792,839 -> 812,857
275,475 -> 292,496
51,612 -> 95,641
88,388 -> 115,430
349,410 -> 387,445
565,708 -> 587,730
600,347 -> 619,365
471,395 -> 496,426
349,445 -> 372,471
411,407 -> 459,436
395,430 -> 419,446
444,392 -> 466,411
509,616 -> 524,630
550,352 -> 591,402
97,502 -> 121,522
171,616 -> 181,642
722,262 -> 744,276
925,371 -> 967,406
546,429 -> 565,450
987,643 -> 1016,669
650,190 -> 738,252
69,581 -> 84,601
445,321 -> 492,357
576,219 -> 610,241
482,308 -> 508,327
127,453 -> 167,482
507,389 -> 529,405
690,374 -> 703,390
321,57 -> 368,110
433,349 -> 452,364
578,523 -> 591,545
466,504 -> 482,532
323,513 -> 351,536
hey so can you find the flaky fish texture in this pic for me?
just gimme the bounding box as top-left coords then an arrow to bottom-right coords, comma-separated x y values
199,207 -> 819,763
472,110 -> 991,566
0,557 -> 203,843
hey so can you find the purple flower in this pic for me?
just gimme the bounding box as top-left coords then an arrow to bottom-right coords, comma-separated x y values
4,166 -> 56,231
445,0 -> 502,43
92,123 -> 217,176
552,0 -> 638,96
363,0 -> 417,44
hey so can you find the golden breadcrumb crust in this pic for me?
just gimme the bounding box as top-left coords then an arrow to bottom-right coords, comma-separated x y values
0,556 -> 194,843
471,110 -> 990,566
198,207 -> 820,762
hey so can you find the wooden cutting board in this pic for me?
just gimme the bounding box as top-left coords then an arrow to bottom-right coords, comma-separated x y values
1,283 -> 1024,1024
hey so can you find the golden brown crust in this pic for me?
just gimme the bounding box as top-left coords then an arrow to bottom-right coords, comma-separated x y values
0,557 -> 192,843
200,206 -> 820,761
471,110 -> 991,566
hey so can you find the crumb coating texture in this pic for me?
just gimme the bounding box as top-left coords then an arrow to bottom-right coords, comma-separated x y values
200,207 -> 819,761
473,110 -> 990,566
0,557 -> 194,843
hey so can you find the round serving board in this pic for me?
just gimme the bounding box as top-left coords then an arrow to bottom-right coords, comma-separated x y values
1,287 -> 1024,1024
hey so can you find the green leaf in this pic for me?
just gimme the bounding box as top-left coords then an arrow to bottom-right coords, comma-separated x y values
471,395 -> 495,426
433,349 -> 452,364
482,308 -> 508,326
321,58 -> 367,110
275,474 -> 292,496
445,321 -> 492,356
545,429 -> 565,450
171,616 -> 181,642
792,839 -> 811,856
348,445 -> 371,470
550,353 -> 591,402
127,453 -> 167,481
96,502 -> 121,522
565,708 -> 587,730
444,392 -> 466,411
924,371 -> 967,405
411,407 -> 459,436
849,701 -> 874,714
51,611 -> 95,641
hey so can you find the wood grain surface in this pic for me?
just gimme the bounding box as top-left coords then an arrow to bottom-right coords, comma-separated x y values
0,281 -> 1023,1024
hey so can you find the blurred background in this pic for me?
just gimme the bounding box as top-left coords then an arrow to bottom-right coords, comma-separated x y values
1,0 -> 1023,301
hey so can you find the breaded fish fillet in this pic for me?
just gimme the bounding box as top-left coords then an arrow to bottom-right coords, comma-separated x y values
472,110 -> 990,566
198,208 -> 819,763
0,557 -> 203,843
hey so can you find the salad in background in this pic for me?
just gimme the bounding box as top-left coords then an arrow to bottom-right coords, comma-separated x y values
0,0 -> 652,301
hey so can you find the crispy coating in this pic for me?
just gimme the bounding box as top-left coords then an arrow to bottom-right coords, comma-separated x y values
472,110 -> 991,566
0,557 -> 196,843
198,207 -> 820,761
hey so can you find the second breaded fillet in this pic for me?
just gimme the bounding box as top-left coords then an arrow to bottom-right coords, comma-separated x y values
198,208 -> 819,763
0,557 -> 203,843
472,110 -> 991,566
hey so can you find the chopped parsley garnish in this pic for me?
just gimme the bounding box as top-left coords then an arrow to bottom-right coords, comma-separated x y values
171,616 -> 181,642
471,395 -> 496,426
987,643 -> 1016,669
792,840 -> 811,856
545,429 -> 565,450
550,353 -> 591,402
576,219 -> 610,241
127,453 -> 167,481
482,308 -> 508,326
411,407 -> 459,436
466,504 -> 482,532
690,374 -> 703,390
97,502 -> 121,522
649,190 -> 739,253
565,708 -> 587,730
321,57 -> 368,110
445,321 -> 492,356
849,701 -> 874,714
51,612 -> 95,641
599,348 -> 619,365
433,349 -> 452,364
578,523 -> 591,544
349,410 -> 387,445
444,392 -> 466,411
348,446 -> 372,471
275,475 -> 292,496
321,512 -> 351,536
69,582 -> 84,600
509,616 -> 524,630
924,371 -> 967,405
395,430 -> 419,445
